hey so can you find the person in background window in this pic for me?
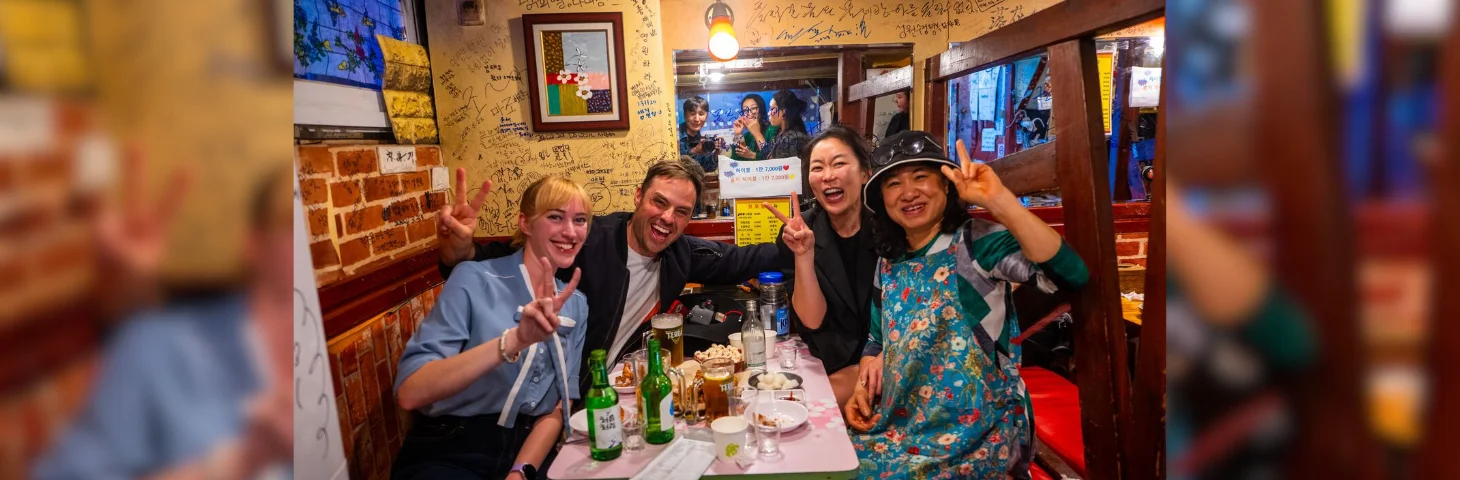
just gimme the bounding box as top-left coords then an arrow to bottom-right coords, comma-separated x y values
845,131 -> 1088,479
33,161 -> 293,480
884,91 -> 910,138
392,176 -> 589,480
757,89 -> 811,161
732,93 -> 775,161
760,89 -> 814,202
678,96 -> 719,173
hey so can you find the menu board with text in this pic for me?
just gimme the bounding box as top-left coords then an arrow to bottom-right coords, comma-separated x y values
733,197 -> 790,247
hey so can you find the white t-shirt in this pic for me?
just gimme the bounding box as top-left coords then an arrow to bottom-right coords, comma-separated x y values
607,250 -> 660,363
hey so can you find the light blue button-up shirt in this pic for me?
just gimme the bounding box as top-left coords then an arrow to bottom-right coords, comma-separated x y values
395,250 -> 588,429
32,295 -> 290,480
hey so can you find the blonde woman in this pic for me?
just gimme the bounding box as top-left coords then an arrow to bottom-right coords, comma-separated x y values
393,176 -> 590,480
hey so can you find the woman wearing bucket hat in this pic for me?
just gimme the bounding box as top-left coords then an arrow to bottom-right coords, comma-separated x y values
842,131 -> 1089,479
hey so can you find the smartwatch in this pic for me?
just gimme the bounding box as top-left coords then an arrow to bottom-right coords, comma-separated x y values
510,463 -> 537,479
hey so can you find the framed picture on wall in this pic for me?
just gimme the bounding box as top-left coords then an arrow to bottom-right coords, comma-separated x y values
522,13 -> 630,132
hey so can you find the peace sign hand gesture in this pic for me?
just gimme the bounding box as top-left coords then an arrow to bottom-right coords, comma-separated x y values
766,191 -> 813,257
940,139 -> 1012,208
439,168 -> 492,266
516,256 -> 582,347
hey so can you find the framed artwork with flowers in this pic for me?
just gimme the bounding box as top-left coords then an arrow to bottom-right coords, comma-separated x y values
522,13 -> 631,132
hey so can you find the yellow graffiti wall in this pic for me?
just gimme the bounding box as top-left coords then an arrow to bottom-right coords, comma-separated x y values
427,0 -> 1062,237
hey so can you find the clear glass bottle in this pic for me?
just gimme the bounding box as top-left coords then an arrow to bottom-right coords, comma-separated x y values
742,299 -> 766,373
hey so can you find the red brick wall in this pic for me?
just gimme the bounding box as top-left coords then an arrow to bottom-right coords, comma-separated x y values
297,144 -> 445,287
1116,232 -> 1149,267
327,283 -> 441,480
0,355 -> 98,478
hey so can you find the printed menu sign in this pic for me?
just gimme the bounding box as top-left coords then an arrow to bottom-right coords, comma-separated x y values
734,197 -> 790,247
718,156 -> 802,199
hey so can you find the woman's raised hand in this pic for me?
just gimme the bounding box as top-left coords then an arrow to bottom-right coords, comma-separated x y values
517,256 -> 581,347
439,168 -> 492,265
940,139 -> 1011,208
766,192 -> 813,256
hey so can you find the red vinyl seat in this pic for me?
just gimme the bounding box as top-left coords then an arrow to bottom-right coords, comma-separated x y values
1030,462 -> 1054,480
1021,366 -> 1085,476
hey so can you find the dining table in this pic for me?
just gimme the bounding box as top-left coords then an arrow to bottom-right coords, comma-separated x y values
548,338 -> 861,480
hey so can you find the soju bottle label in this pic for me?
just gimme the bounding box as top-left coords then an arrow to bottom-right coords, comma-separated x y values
592,407 -> 622,449
658,395 -> 674,432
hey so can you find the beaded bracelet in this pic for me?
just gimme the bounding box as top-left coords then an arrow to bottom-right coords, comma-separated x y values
498,327 -> 521,363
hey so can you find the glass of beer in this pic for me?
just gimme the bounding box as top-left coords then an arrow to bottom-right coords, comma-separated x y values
651,313 -> 685,366
702,358 -> 735,423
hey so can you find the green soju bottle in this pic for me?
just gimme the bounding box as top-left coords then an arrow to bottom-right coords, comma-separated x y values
585,349 -> 622,460
640,338 -> 676,445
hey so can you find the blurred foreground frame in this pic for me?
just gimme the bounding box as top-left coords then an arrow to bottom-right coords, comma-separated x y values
1420,0 -> 1460,476
1171,0 -> 1460,478
0,0 -> 294,476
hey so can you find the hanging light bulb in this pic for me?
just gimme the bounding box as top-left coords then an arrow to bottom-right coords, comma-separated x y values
705,1 -> 738,62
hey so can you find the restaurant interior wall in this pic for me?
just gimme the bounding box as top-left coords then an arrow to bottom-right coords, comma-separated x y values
297,144 -> 448,287
325,284 -> 443,480
426,0 -> 1066,239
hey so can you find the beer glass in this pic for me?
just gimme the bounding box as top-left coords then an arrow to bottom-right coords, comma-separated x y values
701,358 -> 734,423
651,313 -> 685,366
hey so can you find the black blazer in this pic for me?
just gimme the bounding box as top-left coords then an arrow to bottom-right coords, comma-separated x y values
776,206 -> 878,372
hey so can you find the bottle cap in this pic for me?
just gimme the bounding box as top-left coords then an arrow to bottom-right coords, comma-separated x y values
758,272 -> 784,284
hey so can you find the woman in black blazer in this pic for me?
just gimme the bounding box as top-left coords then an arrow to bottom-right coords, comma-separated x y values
775,125 -> 879,407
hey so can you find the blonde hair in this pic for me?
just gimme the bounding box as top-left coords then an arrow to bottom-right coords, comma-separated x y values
511,176 -> 593,248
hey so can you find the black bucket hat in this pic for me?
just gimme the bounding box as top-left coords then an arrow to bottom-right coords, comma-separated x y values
863,131 -> 960,212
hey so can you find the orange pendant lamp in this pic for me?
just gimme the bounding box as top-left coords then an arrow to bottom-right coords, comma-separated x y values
706,0 -> 738,62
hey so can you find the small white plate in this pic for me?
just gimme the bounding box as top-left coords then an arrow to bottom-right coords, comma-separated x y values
608,365 -> 636,394
745,400 -> 808,433
570,408 -> 589,433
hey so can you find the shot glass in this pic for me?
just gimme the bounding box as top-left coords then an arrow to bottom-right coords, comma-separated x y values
777,343 -> 798,370
622,410 -> 645,452
751,391 -> 783,462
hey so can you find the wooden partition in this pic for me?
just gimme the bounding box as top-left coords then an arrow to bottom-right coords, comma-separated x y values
925,1 -> 1164,478
1254,1 -> 1379,478
837,50 -> 867,135
1416,11 -> 1460,478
